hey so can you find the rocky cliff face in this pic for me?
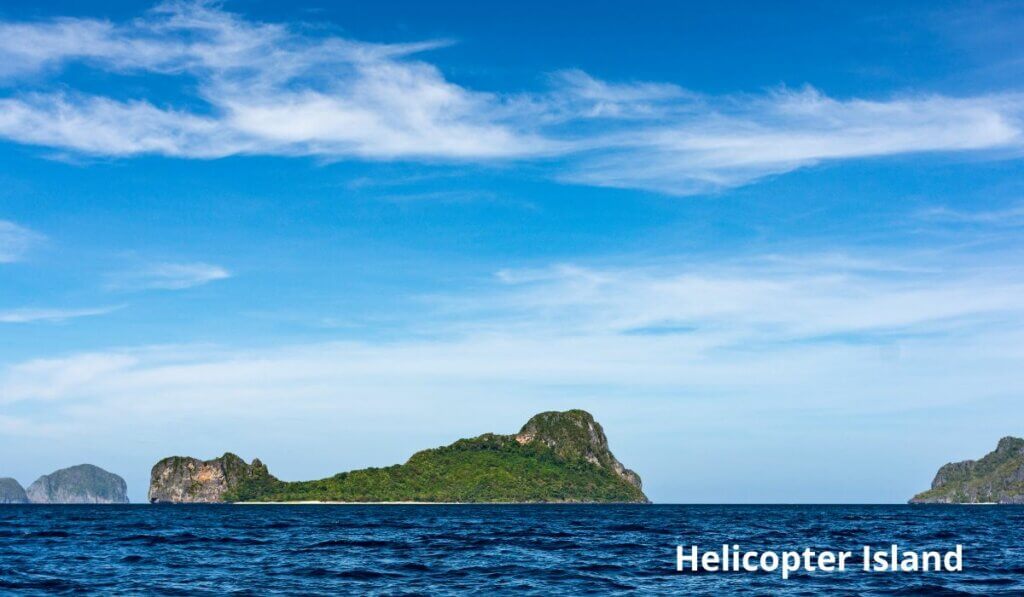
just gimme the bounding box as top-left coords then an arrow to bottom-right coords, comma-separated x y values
516,409 -> 643,491
148,453 -> 276,503
910,437 -> 1024,504
26,464 -> 128,504
0,478 -> 28,504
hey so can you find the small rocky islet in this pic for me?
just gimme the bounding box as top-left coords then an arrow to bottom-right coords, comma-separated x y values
148,409 -> 649,503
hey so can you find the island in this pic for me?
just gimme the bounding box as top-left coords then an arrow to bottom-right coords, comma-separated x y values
0,478 -> 28,504
148,409 -> 648,503
25,464 -> 129,504
910,436 -> 1024,504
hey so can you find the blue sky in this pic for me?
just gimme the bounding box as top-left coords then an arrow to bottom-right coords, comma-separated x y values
1,0 -> 1023,503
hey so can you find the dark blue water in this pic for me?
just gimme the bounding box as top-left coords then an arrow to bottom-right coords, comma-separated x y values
1,505 -> 1021,595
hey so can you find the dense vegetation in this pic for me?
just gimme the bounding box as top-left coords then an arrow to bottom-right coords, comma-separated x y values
911,437 -> 1024,504
224,430 -> 647,503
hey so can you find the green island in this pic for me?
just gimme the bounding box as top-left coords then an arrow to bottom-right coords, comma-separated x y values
910,436 -> 1024,504
148,409 -> 648,504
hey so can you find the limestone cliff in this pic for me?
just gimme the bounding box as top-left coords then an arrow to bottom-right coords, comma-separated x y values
148,453 -> 277,503
910,437 -> 1024,504
0,477 -> 28,504
26,464 -> 128,504
515,409 -> 643,491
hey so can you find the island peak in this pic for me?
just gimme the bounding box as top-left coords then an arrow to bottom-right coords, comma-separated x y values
516,409 -> 642,490
910,436 -> 1024,504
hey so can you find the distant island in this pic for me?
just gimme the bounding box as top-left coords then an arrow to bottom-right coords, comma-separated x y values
0,478 -> 28,504
910,437 -> 1024,504
0,465 -> 128,504
149,409 -> 648,504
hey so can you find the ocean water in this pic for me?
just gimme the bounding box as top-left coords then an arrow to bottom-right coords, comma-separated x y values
1,504 -> 1021,595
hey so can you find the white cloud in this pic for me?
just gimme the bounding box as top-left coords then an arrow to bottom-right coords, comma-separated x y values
537,69 -> 695,121
0,94 -> 235,157
918,203 -> 1024,226
108,262 -> 231,290
5,249 -> 1024,411
0,2 -> 549,160
0,3 -> 1020,193
0,352 -> 137,399
0,19 -> 142,78
483,258 -> 1024,341
0,220 -> 43,263
0,305 -> 122,323
564,89 -> 1023,194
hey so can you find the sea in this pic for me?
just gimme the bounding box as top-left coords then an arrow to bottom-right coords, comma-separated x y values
1,504 -> 1021,595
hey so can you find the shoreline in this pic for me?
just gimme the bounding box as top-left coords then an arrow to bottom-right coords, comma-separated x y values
232,501 -> 1007,506
236,501 -> 651,505
241,501 -> 470,505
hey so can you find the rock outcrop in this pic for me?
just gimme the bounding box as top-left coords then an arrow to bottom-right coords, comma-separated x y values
0,478 -> 28,504
516,409 -> 643,491
148,453 -> 277,503
910,437 -> 1024,504
26,464 -> 128,504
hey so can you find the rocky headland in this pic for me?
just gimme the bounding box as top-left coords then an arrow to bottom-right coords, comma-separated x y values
148,453 -> 277,503
910,437 -> 1024,504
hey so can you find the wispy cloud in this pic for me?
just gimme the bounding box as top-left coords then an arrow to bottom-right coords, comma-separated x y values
563,89 -> 1022,195
107,262 -> 231,290
0,220 -> 43,263
0,2 -> 548,160
0,305 -> 123,323
0,3 -> 1020,194
5,248 -> 1024,409
917,203 -> 1024,226
0,352 -> 137,400
485,256 -> 1024,342
537,69 -> 695,121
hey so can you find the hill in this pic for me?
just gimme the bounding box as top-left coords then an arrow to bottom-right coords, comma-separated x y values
26,464 -> 129,504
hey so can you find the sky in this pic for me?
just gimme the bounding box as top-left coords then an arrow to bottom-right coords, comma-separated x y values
1,0 -> 1023,504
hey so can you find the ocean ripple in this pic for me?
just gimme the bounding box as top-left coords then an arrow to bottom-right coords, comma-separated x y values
0,504 -> 1021,595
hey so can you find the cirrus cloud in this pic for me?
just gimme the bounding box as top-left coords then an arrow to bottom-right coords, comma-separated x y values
106,261 -> 231,291
0,305 -> 123,324
0,220 -> 43,263
0,2 -> 1020,194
